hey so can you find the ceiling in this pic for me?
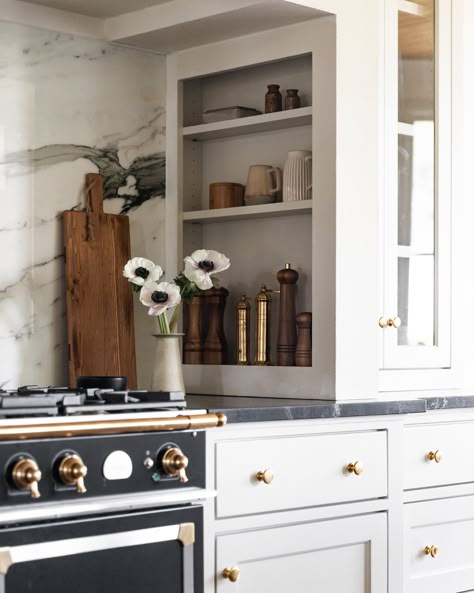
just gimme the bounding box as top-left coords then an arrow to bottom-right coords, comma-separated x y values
25,0 -> 173,18
116,2 -> 327,53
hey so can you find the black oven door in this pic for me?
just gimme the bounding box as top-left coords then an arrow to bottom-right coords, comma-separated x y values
0,505 -> 202,593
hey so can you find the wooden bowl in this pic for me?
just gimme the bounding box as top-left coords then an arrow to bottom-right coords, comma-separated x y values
209,182 -> 244,209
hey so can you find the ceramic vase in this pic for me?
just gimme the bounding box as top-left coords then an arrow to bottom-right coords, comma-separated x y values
150,333 -> 185,394
282,150 -> 312,202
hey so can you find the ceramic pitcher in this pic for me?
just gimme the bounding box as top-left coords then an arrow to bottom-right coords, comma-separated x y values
244,164 -> 282,205
282,150 -> 312,202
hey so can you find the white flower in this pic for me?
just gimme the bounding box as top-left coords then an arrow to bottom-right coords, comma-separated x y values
123,257 -> 162,286
183,249 -> 230,290
139,282 -> 181,316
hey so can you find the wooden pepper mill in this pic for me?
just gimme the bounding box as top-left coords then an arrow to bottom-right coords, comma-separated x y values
276,263 -> 299,366
236,293 -> 251,365
183,293 -> 206,364
203,287 -> 229,364
296,312 -> 312,367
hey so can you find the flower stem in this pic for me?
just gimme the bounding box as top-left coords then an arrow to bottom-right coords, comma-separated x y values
157,312 -> 171,334
169,303 -> 182,333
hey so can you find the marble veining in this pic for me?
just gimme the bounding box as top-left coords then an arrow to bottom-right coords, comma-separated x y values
0,21 -> 167,389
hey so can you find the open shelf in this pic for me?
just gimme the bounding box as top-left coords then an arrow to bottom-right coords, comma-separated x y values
182,106 -> 312,141
182,200 -> 313,224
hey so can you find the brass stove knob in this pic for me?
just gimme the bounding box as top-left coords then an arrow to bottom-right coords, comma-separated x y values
59,454 -> 88,493
12,458 -> 42,499
162,447 -> 189,483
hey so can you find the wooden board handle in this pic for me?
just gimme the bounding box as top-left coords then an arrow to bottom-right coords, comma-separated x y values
85,173 -> 104,215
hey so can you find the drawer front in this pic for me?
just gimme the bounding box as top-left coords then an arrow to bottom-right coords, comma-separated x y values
404,421 -> 474,490
405,496 -> 474,591
215,430 -> 387,517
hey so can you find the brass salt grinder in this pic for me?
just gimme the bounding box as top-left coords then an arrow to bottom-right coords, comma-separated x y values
236,293 -> 251,365
255,284 -> 273,365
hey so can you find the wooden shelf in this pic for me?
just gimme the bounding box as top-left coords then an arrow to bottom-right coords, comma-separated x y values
182,107 -> 312,141
398,1 -> 427,17
182,200 -> 313,224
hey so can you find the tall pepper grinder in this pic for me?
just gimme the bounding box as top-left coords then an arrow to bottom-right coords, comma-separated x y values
203,287 -> 229,364
276,263 -> 299,366
183,293 -> 205,364
254,285 -> 272,366
236,293 -> 251,365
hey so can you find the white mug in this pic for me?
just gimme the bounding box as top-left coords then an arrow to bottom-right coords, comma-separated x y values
282,150 -> 312,202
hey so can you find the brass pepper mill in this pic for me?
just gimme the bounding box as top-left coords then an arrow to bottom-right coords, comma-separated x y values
236,293 -> 251,365
255,285 -> 272,366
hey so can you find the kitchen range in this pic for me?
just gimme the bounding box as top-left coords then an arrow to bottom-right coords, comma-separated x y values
0,382 -> 226,593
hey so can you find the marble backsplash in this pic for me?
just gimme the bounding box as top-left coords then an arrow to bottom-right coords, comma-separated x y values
0,22 -> 167,389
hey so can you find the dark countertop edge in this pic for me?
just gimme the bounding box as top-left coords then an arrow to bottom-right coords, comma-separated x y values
186,395 -> 428,423
424,395 -> 474,410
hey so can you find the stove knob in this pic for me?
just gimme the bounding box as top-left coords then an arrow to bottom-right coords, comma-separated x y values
12,458 -> 42,499
162,447 -> 189,483
58,454 -> 88,493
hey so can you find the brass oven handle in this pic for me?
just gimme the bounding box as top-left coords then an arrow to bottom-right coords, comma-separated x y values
347,461 -> 364,476
424,545 -> 439,558
428,450 -> 443,463
256,469 -> 274,484
58,454 -> 88,493
12,458 -> 42,499
162,447 -> 189,483
222,567 -> 240,582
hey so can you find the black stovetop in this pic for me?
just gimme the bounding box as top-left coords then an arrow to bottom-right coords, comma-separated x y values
0,385 -> 186,417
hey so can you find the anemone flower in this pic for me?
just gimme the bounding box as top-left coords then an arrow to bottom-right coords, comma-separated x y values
139,281 -> 181,317
183,249 -> 230,290
123,257 -> 163,286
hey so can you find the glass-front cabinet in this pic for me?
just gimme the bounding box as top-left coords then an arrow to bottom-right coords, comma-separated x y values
380,0 -> 453,385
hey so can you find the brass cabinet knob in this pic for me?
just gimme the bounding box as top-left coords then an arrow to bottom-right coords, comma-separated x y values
222,567 -> 240,582
347,461 -> 364,476
12,458 -> 42,499
379,316 -> 401,329
59,454 -> 88,493
162,447 -> 189,483
424,545 -> 439,558
428,450 -> 443,463
256,469 -> 274,484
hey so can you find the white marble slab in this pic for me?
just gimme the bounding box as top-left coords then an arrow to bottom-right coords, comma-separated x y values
0,21 -> 166,389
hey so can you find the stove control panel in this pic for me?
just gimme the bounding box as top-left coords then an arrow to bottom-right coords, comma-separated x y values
0,430 -> 205,504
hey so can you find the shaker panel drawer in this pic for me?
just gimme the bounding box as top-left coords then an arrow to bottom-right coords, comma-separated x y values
403,422 -> 474,490
215,430 -> 387,517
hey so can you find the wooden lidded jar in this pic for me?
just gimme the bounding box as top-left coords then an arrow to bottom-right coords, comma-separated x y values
209,182 -> 244,209
284,89 -> 301,110
265,84 -> 282,113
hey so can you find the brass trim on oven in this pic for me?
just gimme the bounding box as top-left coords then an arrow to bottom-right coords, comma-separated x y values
0,547 -> 12,576
0,414 -> 227,441
177,523 -> 195,546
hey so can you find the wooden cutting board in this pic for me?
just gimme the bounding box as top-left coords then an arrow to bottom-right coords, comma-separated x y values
64,173 -> 137,388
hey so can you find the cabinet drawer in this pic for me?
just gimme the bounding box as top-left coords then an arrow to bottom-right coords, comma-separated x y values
215,430 -> 387,517
403,421 -> 474,490
405,496 -> 474,593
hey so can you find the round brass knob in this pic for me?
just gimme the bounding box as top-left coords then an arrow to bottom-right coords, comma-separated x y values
12,458 -> 42,499
424,545 -> 439,558
222,567 -> 240,582
256,469 -> 274,484
428,450 -> 443,463
162,447 -> 189,483
59,454 -> 88,493
379,316 -> 401,329
347,461 -> 364,476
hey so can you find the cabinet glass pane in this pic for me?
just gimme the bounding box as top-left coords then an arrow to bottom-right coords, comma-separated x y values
397,1 -> 435,347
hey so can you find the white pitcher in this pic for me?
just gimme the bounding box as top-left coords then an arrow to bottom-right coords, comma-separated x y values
282,150 -> 312,202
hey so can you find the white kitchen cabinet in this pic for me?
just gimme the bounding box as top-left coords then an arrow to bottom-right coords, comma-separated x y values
216,513 -> 387,593
379,0 -> 461,391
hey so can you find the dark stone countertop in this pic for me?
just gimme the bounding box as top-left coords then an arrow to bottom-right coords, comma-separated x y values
425,395 -> 474,410
186,394 -> 427,423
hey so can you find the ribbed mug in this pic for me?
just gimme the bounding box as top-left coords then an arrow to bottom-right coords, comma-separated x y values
282,150 -> 312,202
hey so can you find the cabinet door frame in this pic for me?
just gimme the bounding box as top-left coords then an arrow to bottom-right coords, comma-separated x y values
215,512 -> 387,592
381,0 -> 452,374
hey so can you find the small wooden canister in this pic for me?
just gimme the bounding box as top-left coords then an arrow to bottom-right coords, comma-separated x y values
209,182 -> 244,209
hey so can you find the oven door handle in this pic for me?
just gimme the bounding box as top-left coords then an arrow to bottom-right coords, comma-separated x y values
0,522 -> 195,592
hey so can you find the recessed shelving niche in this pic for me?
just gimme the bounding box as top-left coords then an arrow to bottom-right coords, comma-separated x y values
167,16 -> 336,397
